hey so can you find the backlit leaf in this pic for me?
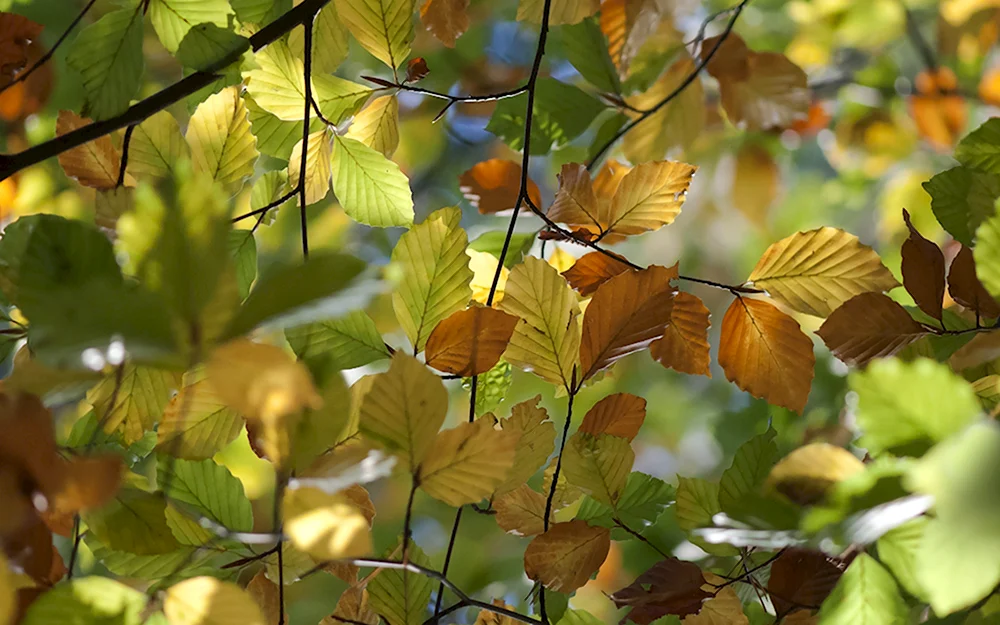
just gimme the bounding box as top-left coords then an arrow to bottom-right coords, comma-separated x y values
517,0 -> 598,25
419,417 -> 517,506
87,364 -> 181,445
817,554 -> 906,625
420,0 -> 469,47
547,162 -> 602,235
164,577 -> 265,625
524,521 -> 610,593
624,57 -> 704,162
766,443 -> 864,505
148,0 -> 233,53
577,392 -> 645,441
334,0 -> 413,69
156,456 -> 253,532
288,128 -> 333,206
650,291 -> 711,377
331,135 -> 414,227
601,160 -> 695,237
459,159 -> 542,215
494,396 -> 555,494
244,40 -> 307,121
347,95 -> 400,158
66,7 -> 144,120
367,541 -> 433,625
283,487 -> 372,560
186,87 -> 259,185
55,111 -> 125,189
717,42 -> 809,130
901,209 -> 945,321
561,250 -> 631,296
876,517 -> 928,601
21,577 -> 146,625
286,311 -> 391,375
156,377 -> 243,460
424,306 -> 519,376
127,111 -> 189,181
922,166 -> 1000,247
562,432 -> 633,507
495,484 -> 550,536
288,4 -> 349,74
956,118 -> 1000,174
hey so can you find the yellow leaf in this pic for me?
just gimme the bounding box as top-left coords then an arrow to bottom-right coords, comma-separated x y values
164,577 -> 266,625
599,0 -> 661,76
523,520 -> 610,593
494,484 -> 550,536
496,395 -> 556,495
650,291 -> 711,377
288,4 -> 349,75
473,600 -> 521,625
459,159 -> 542,215
718,297 -> 814,414
467,250 -> 508,305
578,392 -> 646,441
127,110 -> 189,180
682,584 -> 748,625
186,87 -> 259,185
334,0 -> 414,69
579,265 -> 677,382
283,486 -> 372,560
419,417 -> 517,506
86,364 -> 181,445
347,95 -> 400,158
766,443 -> 864,505
547,163 -> 601,235
420,0 -> 469,47
547,247 -> 576,274
719,48 -> 810,131
498,256 -> 581,390
731,144 -> 778,225
624,57 -> 704,162
392,207 -> 473,351
243,40 -> 307,121
601,160 -> 696,237
56,110 -> 132,189
817,292 -> 929,367
288,128 -> 333,206
517,0 -> 598,25
562,432 -> 633,507
425,307 -> 520,376
156,375 -> 243,460
748,227 -> 900,317
358,353 -> 447,472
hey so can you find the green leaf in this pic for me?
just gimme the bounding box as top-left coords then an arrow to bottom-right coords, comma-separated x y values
232,0 -> 290,23
222,252 -> 372,338
367,541 -> 434,625
313,75 -> 373,125
246,95 -> 324,161
249,170 -> 295,225
175,23 -> 249,72
127,111 -> 190,180
817,554 -> 908,625
923,166 -> 1000,247
156,456 -> 254,531
554,19 -> 620,94
155,374 -> 243,460
85,537 -> 218,580
557,609 -> 604,625
675,476 -> 738,556
575,472 -> 674,537
486,78 -> 606,155
849,358 -> 981,456
67,7 -> 144,120
331,135 -> 414,227
975,211 -> 1000,298
288,3 -> 349,74
149,0 -> 234,53
562,432 -> 633,507
333,0 -> 413,69
244,39 -> 308,121
468,231 -> 536,268
83,487 -> 181,555
956,119 -> 1000,175
286,311 -> 390,375
86,364 -> 181,444
227,230 -> 257,299
288,371 -> 352,472
467,359 -> 513,417
876,517 -> 929,601
906,421 -> 1000,615
390,206 -> 472,351
21,577 -> 147,625
719,428 -> 779,516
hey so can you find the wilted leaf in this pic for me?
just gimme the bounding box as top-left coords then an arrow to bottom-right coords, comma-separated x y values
164,576 -> 265,625
767,443 -> 864,505
419,417 -> 517,506
425,307 -> 519,376
650,291 -> 711,377
901,209 -> 946,321
459,160 -> 542,215
524,521 -> 610,593
611,558 -> 712,624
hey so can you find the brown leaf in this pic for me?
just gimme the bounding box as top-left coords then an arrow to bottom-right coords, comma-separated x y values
817,292 -> 930,366
767,549 -> 847,617
0,13 -> 43,88
547,163 -> 602,236
2,513 -> 62,586
425,307 -> 520,376
459,159 -> 542,215
901,209 -> 946,321
579,265 -> 677,382
0,37 -> 51,122
55,111 -> 133,189
42,455 -> 123,536
473,599 -> 520,625
910,67 -> 967,151
610,558 -> 712,624
718,298 -> 814,414
494,484 -> 550,536
420,0 -> 469,47
323,586 -> 378,625
562,250 -> 631,296
948,245 -> 1000,318
650,291 -> 711,377
523,520 -> 610,593
247,571 -> 285,624
716,39 -> 809,131
578,393 -> 646,441
405,57 -> 430,82
701,32 -> 750,81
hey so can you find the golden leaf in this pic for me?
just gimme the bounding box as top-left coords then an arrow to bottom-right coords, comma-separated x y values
346,95 -> 400,158
766,443 -> 864,505
547,163 -> 602,235
288,128 -> 333,206
424,307 -> 520,376
731,144 -> 778,224
901,209 -> 946,321
682,584 -> 748,625
599,0 -> 662,77
523,520 -> 610,593
420,0 -> 469,47
55,111 -> 130,189
517,0 -> 598,24
650,291 -> 711,377
283,487 -> 372,560
494,484 -> 550,536
467,250 -> 508,306
600,160 -> 696,237
419,417 -> 517,506
817,292 -> 929,366
163,577 -> 266,625
910,67 -> 967,151
578,392 -> 646,441
496,396 -> 556,494
459,159 -> 542,215
562,250 -> 631,296
624,58 -> 704,162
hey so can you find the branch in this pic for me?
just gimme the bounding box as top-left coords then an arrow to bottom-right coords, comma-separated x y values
298,13 -> 315,259
0,0 -> 334,182
361,75 -> 527,122
116,125 -> 135,188
612,517 -> 669,559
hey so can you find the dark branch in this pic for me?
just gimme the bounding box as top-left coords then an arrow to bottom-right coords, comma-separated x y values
116,125 -> 135,188
298,13 -> 315,259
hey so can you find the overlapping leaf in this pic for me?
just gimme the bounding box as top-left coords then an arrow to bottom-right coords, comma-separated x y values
331,135 -> 414,227
186,87 -> 259,185
424,306 -> 519,376
523,521 -> 610,593
817,292 -> 929,366
650,291 -> 711,376
419,417 -> 517,506
562,432 -> 633,507
577,393 -> 646,441
334,0 -> 413,69
901,209 -> 946,321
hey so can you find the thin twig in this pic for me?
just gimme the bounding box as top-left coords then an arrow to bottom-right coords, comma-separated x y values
116,125 -> 135,188
298,14 -> 315,259
613,517 -> 670,559
232,189 -> 297,223
402,475 -> 419,564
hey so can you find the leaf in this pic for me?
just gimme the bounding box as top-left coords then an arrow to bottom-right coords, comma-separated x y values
922,166 -> 1000,247
575,472 -> 674,535
420,0 -> 469,47
517,0 -> 598,25
425,307 -> 519,376
495,484 -> 550,536
563,432 -> 633,508
246,572 -> 283,625
610,558 -> 712,624
817,292 -> 929,366
313,75 -> 374,125
419,417 -> 518,506
910,67 -> 967,151
286,311 -> 390,375
127,111 -> 189,180
359,353 -> 447,473
901,209 -> 946,321
975,211 -> 1000,298
554,19 -> 620,93
21,577 -> 146,625
391,207 -> 472,351
186,87 -> 259,185
246,95 -> 323,161
367,541 -> 434,625
243,40 -> 308,121
87,364 -> 181,445
718,297 -> 815,414
495,396 -> 556,494
55,110 -> 126,189
956,118 -> 1000,174
283,487 -> 372,560
766,443 -> 864,506
486,79 -> 605,155
66,7 -> 144,120
288,128 -> 333,206
948,245 -> 1000,318
524,521 -> 610,593
719,428 -> 778,516
578,393 -> 646,441
546,162 -> 602,235
175,23 -> 248,73
579,265 -> 676,382
675,477 -> 721,532
324,587 -> 378,625
459,159 -> 542,215
156,456 -> 253,532
347,95 -> 400,158
149,0 -> 233,53
600,160 -> 696,237
226,230 -> 257,300
650,291 -> 711,377
849,357 -> 980,456
164,577 -> 265,625
288,4 -> 349,74
0,553 -> 11,625
331,135 -> 414,227
561,250 -> 631,296
623,57 -> 704,162
334,0 -> 413,69
876,517 -> 928,601
747,227 -> 899,317
817,554 -> 907,625
717,43 -> 809,130
766,549 -> 845,617
156,378 -> 243,460
498,256 -> 581,390
83,487 -> 179,555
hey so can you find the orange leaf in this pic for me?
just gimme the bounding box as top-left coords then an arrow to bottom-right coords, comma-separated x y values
494,484 -> 550,536
601,160 -> 696,237
0,13 -> 43,88
420,0 -> 469,47
405,57 -> 430,82
650,291 -> 711,377
901,209 -> 946,321
547,163 -> 602,235
55,111 -> 130,189
0,37 -> 51,122
979,67 -> 1000,107
767,549 -> 846,618
611,558 -> 712,624
578,392 -> 646,440
247,571 -> 285,624
459,159 -> 542,215
424,307 -> 519,376
910,67 -> 966,151
579,265 -> 677,382
948,245 -> 1000,319
592,159 -> 631,199
789,101 -> 831,137
561,250 -> 631,296
599,0 -> 660,77
523,520 -> 610,593
816,292 -> 929,366
718,297 -> 814,414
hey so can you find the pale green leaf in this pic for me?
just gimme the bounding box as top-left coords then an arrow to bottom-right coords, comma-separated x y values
21,577 -> 147,625
975,211 -> 1000,298
817,554 -> 908,625
876,517 -> 928,601
346,95 -> 399,157
331,135 -> 414,227
186,87 -> 259,185
227,230 -> 257,299
127,111 -> 189,180
246,95 -> 324,161
149,0 -> 234,53
563,433 -> 633,508
157,456 -> 254,531
156,376 -> 243,460
286,311 -> 391,374
244,39 -> 308,121
334,0 -> 413,69
367,542 -> 433,625
289,4 -> 349,74
67,7 -> 144,120
83,487 -> 181,555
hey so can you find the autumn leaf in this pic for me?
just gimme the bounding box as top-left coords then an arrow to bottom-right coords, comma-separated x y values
459,159 -> 542,215
186,87 -> 259,185
599,0 -> 660,77
948,245 -> 1000,319
578,393 -> 646,440
817,292 -> 930,366
494,484 -> 550,536
701,32 -> 750,81
346,95 -> 400,158
334,0 -> 413,69
624,57 -> 703,162
766,443 -> 864,505
87,364 -> 181,445
288,128 -> 333,206
55,111 -> 129,189
496,396 -> 556,494
424,307 -> 519,376
324,587 -> 379,625
467,250 -> 509,305
684,576 -> 748,625
420,0 -> 469,47
748,227 -> 899,317
547,162 -> 602,236
0,13 -> 42,87
517,0 -> 598,25
164,577 -> 265,625
650,291 -> 711,377
731,144 -> 779,224
901,209 -> 946,321
579,265 -> 676,383
611,558 -> 712,624
600,160 -> 696,237
283,487 -> 372,560
246,572 -> 284,625
562,250 -> 631,296
523,520 -> 610,593
767,549 -> 846,617
718,297 -> 815,414
910,67 -> 967,151
419,417 -> 517,506
562,432 -> 633,507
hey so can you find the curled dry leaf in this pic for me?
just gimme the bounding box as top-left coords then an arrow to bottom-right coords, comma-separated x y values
561,250 -> 631,296
494,484 -> 549,536
523,520 -> 610,593
420,0 -> 469,47
459,159 -> 542,215
766,443 -> 864,505
418,417 -> 518,507
405,56 -> 430,82
910,67 -> 967,151
610,557 -> 712,624
901,209 -> 946,321
767,549 -> 847,617
650,291 -> 711,377
578,393 -> 646,440
948,245 -> 1000,319
718,297 -> 815,414
424,306 -> 520,376
817,292 -> 929,366
56,111 -> 132,189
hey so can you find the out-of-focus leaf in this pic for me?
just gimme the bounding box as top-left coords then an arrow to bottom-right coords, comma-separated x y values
459,159 -> 542,215
21,577 -> 146,625
487,79 -> 605,155
163,577 -> 265,625
517,0 -> 598,25
816,554 -> 906,625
